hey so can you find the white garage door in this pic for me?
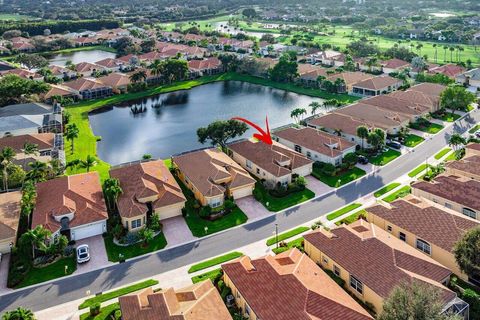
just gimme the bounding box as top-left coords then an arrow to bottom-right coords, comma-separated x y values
72,222 -> 105,240
0,240 -> 12,254
232,186 -> 253,200
294,165 -> 312,177
158,206 -> 183,220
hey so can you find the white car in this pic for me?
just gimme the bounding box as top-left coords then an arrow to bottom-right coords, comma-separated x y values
76,245 -> 90,264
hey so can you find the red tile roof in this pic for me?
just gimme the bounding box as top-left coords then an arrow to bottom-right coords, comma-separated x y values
0,133 -> 54,153
188,57 -> 221,71
63,78 -> 110,92
446,155 -> 480,177
381,58 -> 410,70
351,76 -> 401,90
0,191 -> 21,242
428,64 -> 466,78
362,95 -> 430,117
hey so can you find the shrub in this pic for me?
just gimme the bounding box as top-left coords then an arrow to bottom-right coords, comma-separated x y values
199,205 -> 212,218
224,199 -> 236,211
112,223 -> 125,239
149,214 -> 161,231
63,245 -> 75,257
90,303 -> 101,316
253,187 -> 263,201
113,310 -> 122,319
124,232 -> 139,245
296,176 -> 307,187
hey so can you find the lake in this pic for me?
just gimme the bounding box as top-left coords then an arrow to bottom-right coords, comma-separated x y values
47,49 -> 117,66
89,81 -> 321,165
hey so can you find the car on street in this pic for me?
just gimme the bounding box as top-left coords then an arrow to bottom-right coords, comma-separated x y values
77,244 -> 90,264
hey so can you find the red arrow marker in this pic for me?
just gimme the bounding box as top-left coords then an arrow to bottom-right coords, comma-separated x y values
232,116 -> 273,145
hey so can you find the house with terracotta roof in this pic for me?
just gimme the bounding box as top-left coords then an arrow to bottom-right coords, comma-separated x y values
412,175 -> 480,221
228,139 -> 313,189
97,72 -> 131,94
272,126 -> 356,166
0,68 -> 43,81
465,142 -> 480,158
62,78 -> 112,100
119,280 -> 232,320
296,64 -> 329,87
48,65 -> 77,80
427,64 -> 466,79
95,58 -> 126,72
351,76 -> 402,97
222,248 -> 373,320
389,88 -> 442,112
0,191 -> 21,253
307,50 -> 345,67
188,57 -> 223,78
366,195 -> 479,283
303,219 -> 468,317
380,58 -> 411,74
44,84 -> 80,103
74,62 -> 105,77
172,148 -> 255,208
361,95 -> 431,121
445,146 -> 480,181
408,82 -> 446,101
325,71 -> 374,93
32,172 -> 108,241
110,160 -> 186,232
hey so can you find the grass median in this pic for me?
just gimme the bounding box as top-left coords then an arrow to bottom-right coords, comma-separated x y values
326,203 -> 362,221
434,148 -> 452,160
188,252 -> 243,274
266,226 -> 310,246
374,182 -> 401,198
383,186 -> 411,203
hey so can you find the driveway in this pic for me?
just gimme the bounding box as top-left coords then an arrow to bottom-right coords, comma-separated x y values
0,254 -> 12,295
305,176 -> 333,195
162,216 -> 196,248
236,196 -> 271,221
75,235 -> 111,275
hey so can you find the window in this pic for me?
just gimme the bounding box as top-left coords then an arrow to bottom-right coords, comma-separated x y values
294,145 -> 302,153
306,151 -> 312,158
131,219 -> 142,229
209,198 -> 222,208
399,232 -> 406,242
462,208 -> 477,219
245,304 -> 251,316
445,202 -> 452,209
256,168 -> 260,174
334,265 -> 341,276
246,160 -> 252,169
416,239 -> 431,255
322,256 -> 329,264
387,225 -> 392,232
350,275 -> 363,294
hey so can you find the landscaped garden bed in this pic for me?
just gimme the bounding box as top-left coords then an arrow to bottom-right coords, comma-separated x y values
312,162 -> 366,187
253,180 -> 315,212
359,148 -> 401,166
409,118 -> 444,134
79,303 -> 121,320
104,233 -> 167,262
382,186 -> 411,203
272,237 -> 305,254
335,209 -> 367,226
431,110 -> 461,122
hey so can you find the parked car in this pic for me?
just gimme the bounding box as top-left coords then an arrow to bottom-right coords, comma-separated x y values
358,155 -> 369,165
77,244 -> 90,264
475,130 -> 480,138
387,141 -> 402,150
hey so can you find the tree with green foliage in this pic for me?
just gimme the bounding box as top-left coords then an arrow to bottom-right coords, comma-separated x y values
0,74 -> 50,107
20,180 -> 36,225
448,133 -> 466,151
103,178 -> 123,212
356,126 -> 369,150
367,130 -> 384,151
453,227 -> 480,281
197,120 -> 248,150
65,123 -> 79,154
14,53 -> 48,70
1,307 -> 36,320
0,147 -> 16,192
242,8 -> 256,18
162,59 -> 188,83
80,155 -> 97,172
129,70 -> 147,83
290,108 -> 307,124
26,160 -> 48,183
343,153 -> 358,169
440,86 -> 476,116
23,142 -> 38,169
269,53 -> 298,82
19,225 -> 51,259
309,101 -> 322,115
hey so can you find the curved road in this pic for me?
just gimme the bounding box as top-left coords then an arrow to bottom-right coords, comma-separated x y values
0,109 -> 478,313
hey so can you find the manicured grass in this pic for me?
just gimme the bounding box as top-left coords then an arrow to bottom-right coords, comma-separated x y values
272,237 -> 305,254
383,186 -> 411,203
312,167 -> 366,187
188,252 -> 243,274
404,134 -> 425,148
14,256 -> 77,288
367,149 -> 401,166
103,233 -> 167,262
374,182 -> 401,198
79,279 -> 159,309
266,226 -> 310,246
326,203 -> 362,221
469,124 -> 480,134
0,14 -> 32,20
163,158 -> 172,169
254,182 -> 315,212
335,209 -> 367,226
432,112 -> 461,122
434,148 -> 452,160
446,151 -> 461,161
79,302 -> 120,320
191,268 -> 223,284
411,122 -> 444,134
408,164 -> 431,178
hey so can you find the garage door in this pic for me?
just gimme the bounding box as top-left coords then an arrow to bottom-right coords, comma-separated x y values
232,186 -> 253,200
294,165 -> 312,177
72,222 -> 105,240
158,206 -> 182,220
0,239 -> 12,254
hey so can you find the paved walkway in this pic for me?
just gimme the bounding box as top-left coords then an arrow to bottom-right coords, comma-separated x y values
236,196 -> 270,221
162,216 -> 197,248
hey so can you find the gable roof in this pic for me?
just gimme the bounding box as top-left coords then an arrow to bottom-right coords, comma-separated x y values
381,58 -> 410,69
362,95 -> 430,117
306,112 -> 382,135
0,191 -> 21,242
0,133 -> 54,153
351,76 -> 401,90
428,64 -> 466,78
446,155 -> 480,177
222,248 -> 373,320
110,160 -> 186,219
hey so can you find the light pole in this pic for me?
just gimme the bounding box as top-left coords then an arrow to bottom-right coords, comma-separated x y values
275,224 -> 279,250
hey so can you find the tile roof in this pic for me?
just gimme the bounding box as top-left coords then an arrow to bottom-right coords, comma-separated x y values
228,140 -> 313,178
381,58 -> 410,69
95,58 -> 124,69
0,191 -> 21,242
428,64 -> 466,78
367,197 -> 479,252
75,62 -> 104,73
467,143 -> 480,152
110,160 -> 186,219
119,280 -> 232,320
172,148 -> 255,198
0,133 -> 54,153
188,57 -> 222,71
408,83 -> 446,97
306,112 -> 382,135
273,126 -> 355,157
222,248 -> 373,320
389,90 -> 439,110
335,103 -> 409,128
362,95 -> 430,117
0,68 -> 42,79
351,76 -> 401,90
63,78 -> 111,92
446,155 -> 480,177
304,220 -> 455,302
97,72 -> 131,88
45,84 -> 78,99
32,172 -> 108,232
412,175 -> 480,212
326,72 -> 374,87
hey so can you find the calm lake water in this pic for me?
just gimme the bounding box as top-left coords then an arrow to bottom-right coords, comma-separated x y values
89,81 -> 321,165
47,49 -> 117,66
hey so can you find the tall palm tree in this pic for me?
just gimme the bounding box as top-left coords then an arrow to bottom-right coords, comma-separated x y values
103,178 -> 123,211
23,142 -> 38,169
290,108 -> 307,124
20,225 -> 51,259
149,59 -> 164,77
48,158 -> 63,177
20,180 -> 36,226
309,101 -> 322,115
80,155 -> 97,172
0,147 -> 16,192
448,134 -> 466,151
2,307 -> 36,320
27,161 -> 48,183
65,123 -> 79,154
432,43 -> 438,63
449,46 -> 455,62
443,45 -> 448,62
458,46 -> 464,62
356,126 -> 369,150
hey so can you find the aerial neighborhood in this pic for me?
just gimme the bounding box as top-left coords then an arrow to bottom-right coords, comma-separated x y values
0,1 -> 479,320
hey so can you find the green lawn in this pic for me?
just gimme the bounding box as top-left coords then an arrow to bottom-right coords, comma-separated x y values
469,124 -> 480,134
103,233 -> 167,262
266,226 -> 310,246
187,252 -> 243,274
79,279 -> 159,309
14,256 -> 77,288
411,122 -> 444,134
191,268 -> 223,284
312,167 -> 366,187
408,163 -> 431,178
404,134 -> 425,148
434,148 -> 452,160
383,186 -> 412,203
374,182 -> 401,198
431,112 -> 462,122
326,203 -> 362,221
272,237 -> 305,254
0,14 -> 32,20
254,182 -> 315,212
367,149 -> 401,166
335,209 -> 367,226
79,303 -> 120,320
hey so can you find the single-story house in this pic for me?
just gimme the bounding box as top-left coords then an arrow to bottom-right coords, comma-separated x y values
367,196 -> 479,282
95,58 -> 126,72
31,172 -> 108,241
272,126 -> 356,166
110,160 -> 186,232
308,50 -> 345,67
222,248 -> 373,320
172,148 -> 255,208
380,58 -> 411,74
465,143 -> 480,158
325,72 -> 375,93
48,65 -> 77,80
228,139 -> 313,189
407,83 -> 446,108
351,76 -> 402,97
0,68 -> 43,81
427,64 -> 466,79
389,88 -> 441,113
361,95 -> 430,121
44,84 -> 80,103
74,62 -> 105,77
0,191 -> 21,254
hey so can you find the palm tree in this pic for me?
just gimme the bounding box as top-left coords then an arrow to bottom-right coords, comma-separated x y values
432,43 -> 438,63
103,178 -> 123,211
149,59 -> 163,77
23,142 -> 38,169
26,161 -> 48,183
65,123 -> 79,154
290,108 -> 307,124
2,307 -> 36,320
80,155 -> 97,172
366,57 -> 378,72
129,70 -> 147,83
20,180 -> 36,226
0,147 -> 16,192
458,46 -> 464,62
443,45 -> 448,62
309,101 -> 322,115
449,46 -> 455,62
20,225 -> 51,259
356,126 -> 369,150
448,134 -> 466,151
48,158 -> 63,177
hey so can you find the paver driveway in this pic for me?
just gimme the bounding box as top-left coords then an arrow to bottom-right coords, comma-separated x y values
305,175 -> 333,195
0,254 -> 11,294
162,216 -> 196,248
76,235 -> 111,274
236,196 -> 270,221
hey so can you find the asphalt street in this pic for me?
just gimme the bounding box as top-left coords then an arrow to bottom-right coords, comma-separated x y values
0,109 -> 478,313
